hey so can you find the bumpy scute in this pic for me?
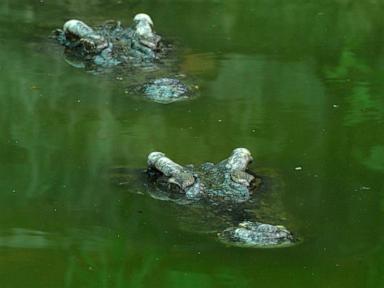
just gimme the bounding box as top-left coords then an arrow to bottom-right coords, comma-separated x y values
52,14 -> 195,104
146,148 -> 298,248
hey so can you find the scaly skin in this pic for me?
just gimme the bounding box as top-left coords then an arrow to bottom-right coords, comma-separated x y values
54,14 -> 161,62
147,148 -> 257,202
148,152 -> 195,190
218,221 -> 296,248
52,15 -> 195,103
146,148 -> 297,247
62,19 -> 109,53
142,78 -> 190,104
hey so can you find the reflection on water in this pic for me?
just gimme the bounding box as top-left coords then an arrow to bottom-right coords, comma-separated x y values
0,229 -> 50,249
1,0 -> 384,287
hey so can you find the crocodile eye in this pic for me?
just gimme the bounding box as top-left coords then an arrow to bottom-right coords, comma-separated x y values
81,40 -> 96,52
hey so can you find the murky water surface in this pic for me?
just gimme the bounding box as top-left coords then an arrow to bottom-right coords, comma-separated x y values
1,0 -> 384,287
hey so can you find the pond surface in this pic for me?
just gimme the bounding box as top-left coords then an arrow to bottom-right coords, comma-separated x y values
1,0 -> 384,287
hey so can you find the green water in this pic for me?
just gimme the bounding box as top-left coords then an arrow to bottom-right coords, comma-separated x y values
1,0 -> 384,287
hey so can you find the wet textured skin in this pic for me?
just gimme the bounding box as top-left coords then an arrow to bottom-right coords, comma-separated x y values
218,221 -> 295,248
147,148 -> 257,203
53,16 -> 161,66
142,78 -> 190,103
144,148 -> 298,248
52,14 -> 194,103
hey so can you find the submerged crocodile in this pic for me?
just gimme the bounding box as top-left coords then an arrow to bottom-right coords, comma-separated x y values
112,148 -> 297,248
52,14 -> 196,103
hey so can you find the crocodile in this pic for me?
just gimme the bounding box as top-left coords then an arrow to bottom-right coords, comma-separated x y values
111,148 -> 297,248
52,14 -> 195,103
